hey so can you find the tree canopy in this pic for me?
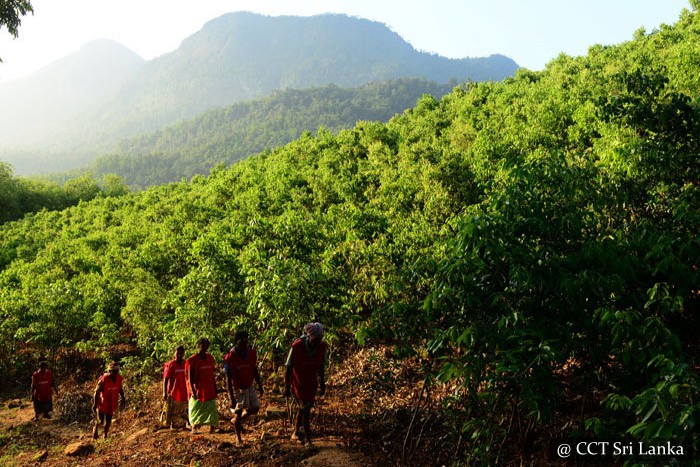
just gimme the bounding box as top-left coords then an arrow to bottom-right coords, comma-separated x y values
0,0 -> 32,61
0,162 -> 128,224
0,0 -> 32,37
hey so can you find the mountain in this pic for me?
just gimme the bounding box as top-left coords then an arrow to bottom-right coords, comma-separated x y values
0,39 -> 144,151
0,13 -> 518,174
94,12 -> 517,132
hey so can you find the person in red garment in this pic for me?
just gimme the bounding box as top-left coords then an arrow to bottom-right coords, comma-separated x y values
285,322 -> 327,445
223,331 -> 264,444
92,361 -> 126,439
187,337 -> 219,433
31,359 -> 58,420
161,345 -> 189,429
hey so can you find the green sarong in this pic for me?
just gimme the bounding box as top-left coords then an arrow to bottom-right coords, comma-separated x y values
188,398 -> 219,427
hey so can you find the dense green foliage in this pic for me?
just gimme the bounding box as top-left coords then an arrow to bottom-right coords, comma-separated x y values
70,79 -> 453,188
422,9 -> 700,459
1,5 -> 698,462
0,162 -> 129,223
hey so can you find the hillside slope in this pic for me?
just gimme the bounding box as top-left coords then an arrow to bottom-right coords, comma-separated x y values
0,5 -> 697,465
73,79 -> 454,188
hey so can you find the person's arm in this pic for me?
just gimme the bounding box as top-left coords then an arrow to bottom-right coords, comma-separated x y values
93,380 -> 104,410
119,386 -> 127,406
211,356 -> 218,395
30,375 -> 36,401
319,347 -> 327,396
188,362 -> 197,400
319,365 -> 326,396
254,365 -> 263,394
224,361 -> 235,407
163,376 -> 170,401
52,374 -> 58,396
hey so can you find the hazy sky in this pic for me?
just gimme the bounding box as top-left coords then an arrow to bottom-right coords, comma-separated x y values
0,0 -> 692,83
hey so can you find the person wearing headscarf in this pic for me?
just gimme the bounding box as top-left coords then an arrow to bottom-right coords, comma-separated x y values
223,330 -> 264,444
161,345 -> 188,429
186,337 -> 219,433
31,359 -> 58,420
92,361 -> 126,439
285,322 -> 327,445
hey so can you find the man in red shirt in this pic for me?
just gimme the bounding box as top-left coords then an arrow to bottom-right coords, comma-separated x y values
187,337 -> 219,433
224,330 -> 264,444
161,345 -> 188,429
285,322 -> 327,445
31,360 -> 58,420
92,361 -> 126,439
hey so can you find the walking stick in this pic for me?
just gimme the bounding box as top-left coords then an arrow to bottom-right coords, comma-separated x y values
285,395 -> 292,436
316,396 -> 325,437
92,406 -> 100,438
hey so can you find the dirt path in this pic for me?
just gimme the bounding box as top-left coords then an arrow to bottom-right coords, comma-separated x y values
1,346 -> 434,466
302,437 -> 366,466
0,396 -> 367,466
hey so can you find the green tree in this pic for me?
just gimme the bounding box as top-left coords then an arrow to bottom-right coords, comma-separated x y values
0,161 -> 21,221
101,173 -> 130,197
63,174 -> 102,202
0,0 -> 33,61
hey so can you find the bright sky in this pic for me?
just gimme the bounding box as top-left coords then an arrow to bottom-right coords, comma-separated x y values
0,0 -> 692,83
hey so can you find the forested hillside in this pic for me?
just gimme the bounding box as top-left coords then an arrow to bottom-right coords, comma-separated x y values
1,4 -> 698,464
0,162 -> 129,224
0,13 -> 517,174
85,12 -> 516,139
70,79 -> 453,188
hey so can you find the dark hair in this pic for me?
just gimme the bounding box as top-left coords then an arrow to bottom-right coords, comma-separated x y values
197,337 -> 210,347
175,345 -> 185,352
234,330 -> 249,343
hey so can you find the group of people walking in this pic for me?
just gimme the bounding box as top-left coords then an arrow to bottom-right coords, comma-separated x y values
160,332 -> 266,443
30,322 -> 327,446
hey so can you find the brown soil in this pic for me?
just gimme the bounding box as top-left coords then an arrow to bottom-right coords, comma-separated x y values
0,346 -> 430,466
0,395 -> 371,467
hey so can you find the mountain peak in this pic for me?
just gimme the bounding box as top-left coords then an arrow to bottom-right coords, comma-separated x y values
77,38 -> 143,58
189,12 -> 415,55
